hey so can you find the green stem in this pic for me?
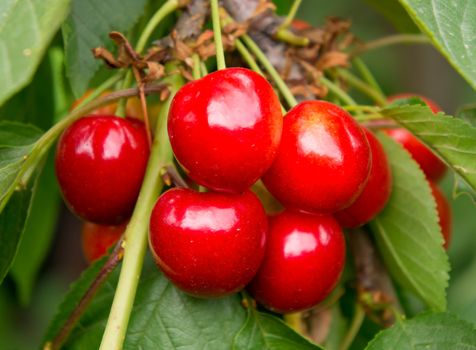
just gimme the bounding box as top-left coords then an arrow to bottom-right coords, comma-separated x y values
275,29 -> 309,46
192,53 -> 201,80
200,62 -> 208,76
284,312 -> 305,334
116,0 -> 179,116
336,69 -> 386,106
235,39 -> 264,75
99,73 -> 182,350
73,74 -> 123,111
320,76 -> 356,106
339,303 -> 365,350
242,34 -> 298,108
280,0 -> 302,29
211,0 -> 226,69
352,57 -> 384,96
351,34 -> 430,56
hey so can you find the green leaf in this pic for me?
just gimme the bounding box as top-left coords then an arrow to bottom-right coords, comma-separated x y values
370,133 -> 449,311
62,0 -> 148,96
0,0 -> 70,106
233,307 -> 323,350
380,104 -> 476,193
0,121 -> 42,213
0,179 -> 35,283
45,256 -> 248,349
365,312 -> 476,349
10,151 -> 61,305
364,0 -> 419,33
399,0 -> 476,90
456,103 -> 476,127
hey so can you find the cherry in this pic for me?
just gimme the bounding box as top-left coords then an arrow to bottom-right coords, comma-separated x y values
55,115 -> 150,224
248,210 -> 345,313
262,100 -> 371,214
335,129 -> 392,228
149,188 -> 267,297
429,182 -> 452,250
385,94 -> 446,181
168,67 -> 283,193
81,221 -> 125,263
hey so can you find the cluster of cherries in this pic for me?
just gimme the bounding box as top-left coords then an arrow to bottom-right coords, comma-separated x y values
55,67 -> 451,313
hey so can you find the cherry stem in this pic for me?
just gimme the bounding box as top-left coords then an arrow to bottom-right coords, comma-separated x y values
241,34 -> 298,108
235,39 -> 265,75
338,303 -> 365,350
320,76 -> 357,106
350,34 -> 430,57
161,165 -> 189,188
72,73 -> 123,111
211,0 -> 226,70
284,313 -> 306,335
335,69 -> 387,106
192,53 -> 202,80
275,29 -> 309,46
44,239 -> 125,350
200,61 -> 209,76
279,0 -> 303,29
99,69 -> 183,350
352,58 -> 384,97
116,0 -> 180,116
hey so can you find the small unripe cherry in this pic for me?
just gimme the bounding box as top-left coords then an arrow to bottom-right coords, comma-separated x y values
385,94 -> 446,181
335,129 -> 392,228
262,100 -> 371,214
248,210 -> 345,313
55,115 -> 150,224
149,188 -> 267,297
429,182 -> 452,250
81,221 -> 125,263
168,67 -> 283,193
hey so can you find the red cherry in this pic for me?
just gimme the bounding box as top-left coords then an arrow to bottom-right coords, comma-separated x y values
149,188 -> 267,297
168,67 -> 283,193
55,115 -> 150,224
429,182 -> 452,250
248,210 -> 345,313
81,221 -> 125,263
385,94 -> 446,181
335,129 -> 392,227
262,100 -> 371,213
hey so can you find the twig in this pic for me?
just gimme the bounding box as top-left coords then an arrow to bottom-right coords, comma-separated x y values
44,239 -> 125,350
161,165 -> 190,188
350,34 -> 430,57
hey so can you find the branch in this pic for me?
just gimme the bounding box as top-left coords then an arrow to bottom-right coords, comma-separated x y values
348,229 -> 403,327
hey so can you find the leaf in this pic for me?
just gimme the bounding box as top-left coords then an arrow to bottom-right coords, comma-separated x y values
380,104 -> 476,193
45,256 -> 248,349
456,103 -> 476,127
369,133 -> 449,311
62,0 -> 148,96
0,121 -> 42,213
10,151 -> 61,305
0,0 -> 70,106
364,0 -> 419,33
233,307 -> 323,350
0,179 -> 35,283
399,0 -> 476,90
365,312 -> 476,349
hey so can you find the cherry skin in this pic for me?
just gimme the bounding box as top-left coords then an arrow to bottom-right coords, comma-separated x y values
168,67 -> 283,193
262,100 -> 371,214
149,188 -> 267,297
55,115 -> 150,224
335,129 -> 392,228
248,210 -> 345,313
429,182 -> 452,250
385,94 -> 446,181
81,221 -> 126,263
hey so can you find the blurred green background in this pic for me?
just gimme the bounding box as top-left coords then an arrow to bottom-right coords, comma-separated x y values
1,0 -> 475,349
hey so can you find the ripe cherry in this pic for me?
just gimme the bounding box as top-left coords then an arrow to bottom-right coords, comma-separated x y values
248,210 -> 345,313
55,115 -> 150,224
168,67 -> 283,193
335,129 -> 392,228
81,221 -> 125,263
385,94 -> 446,181
429,182 -> 452,250
262,100 -> 371,214
149,188 -> 267,297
